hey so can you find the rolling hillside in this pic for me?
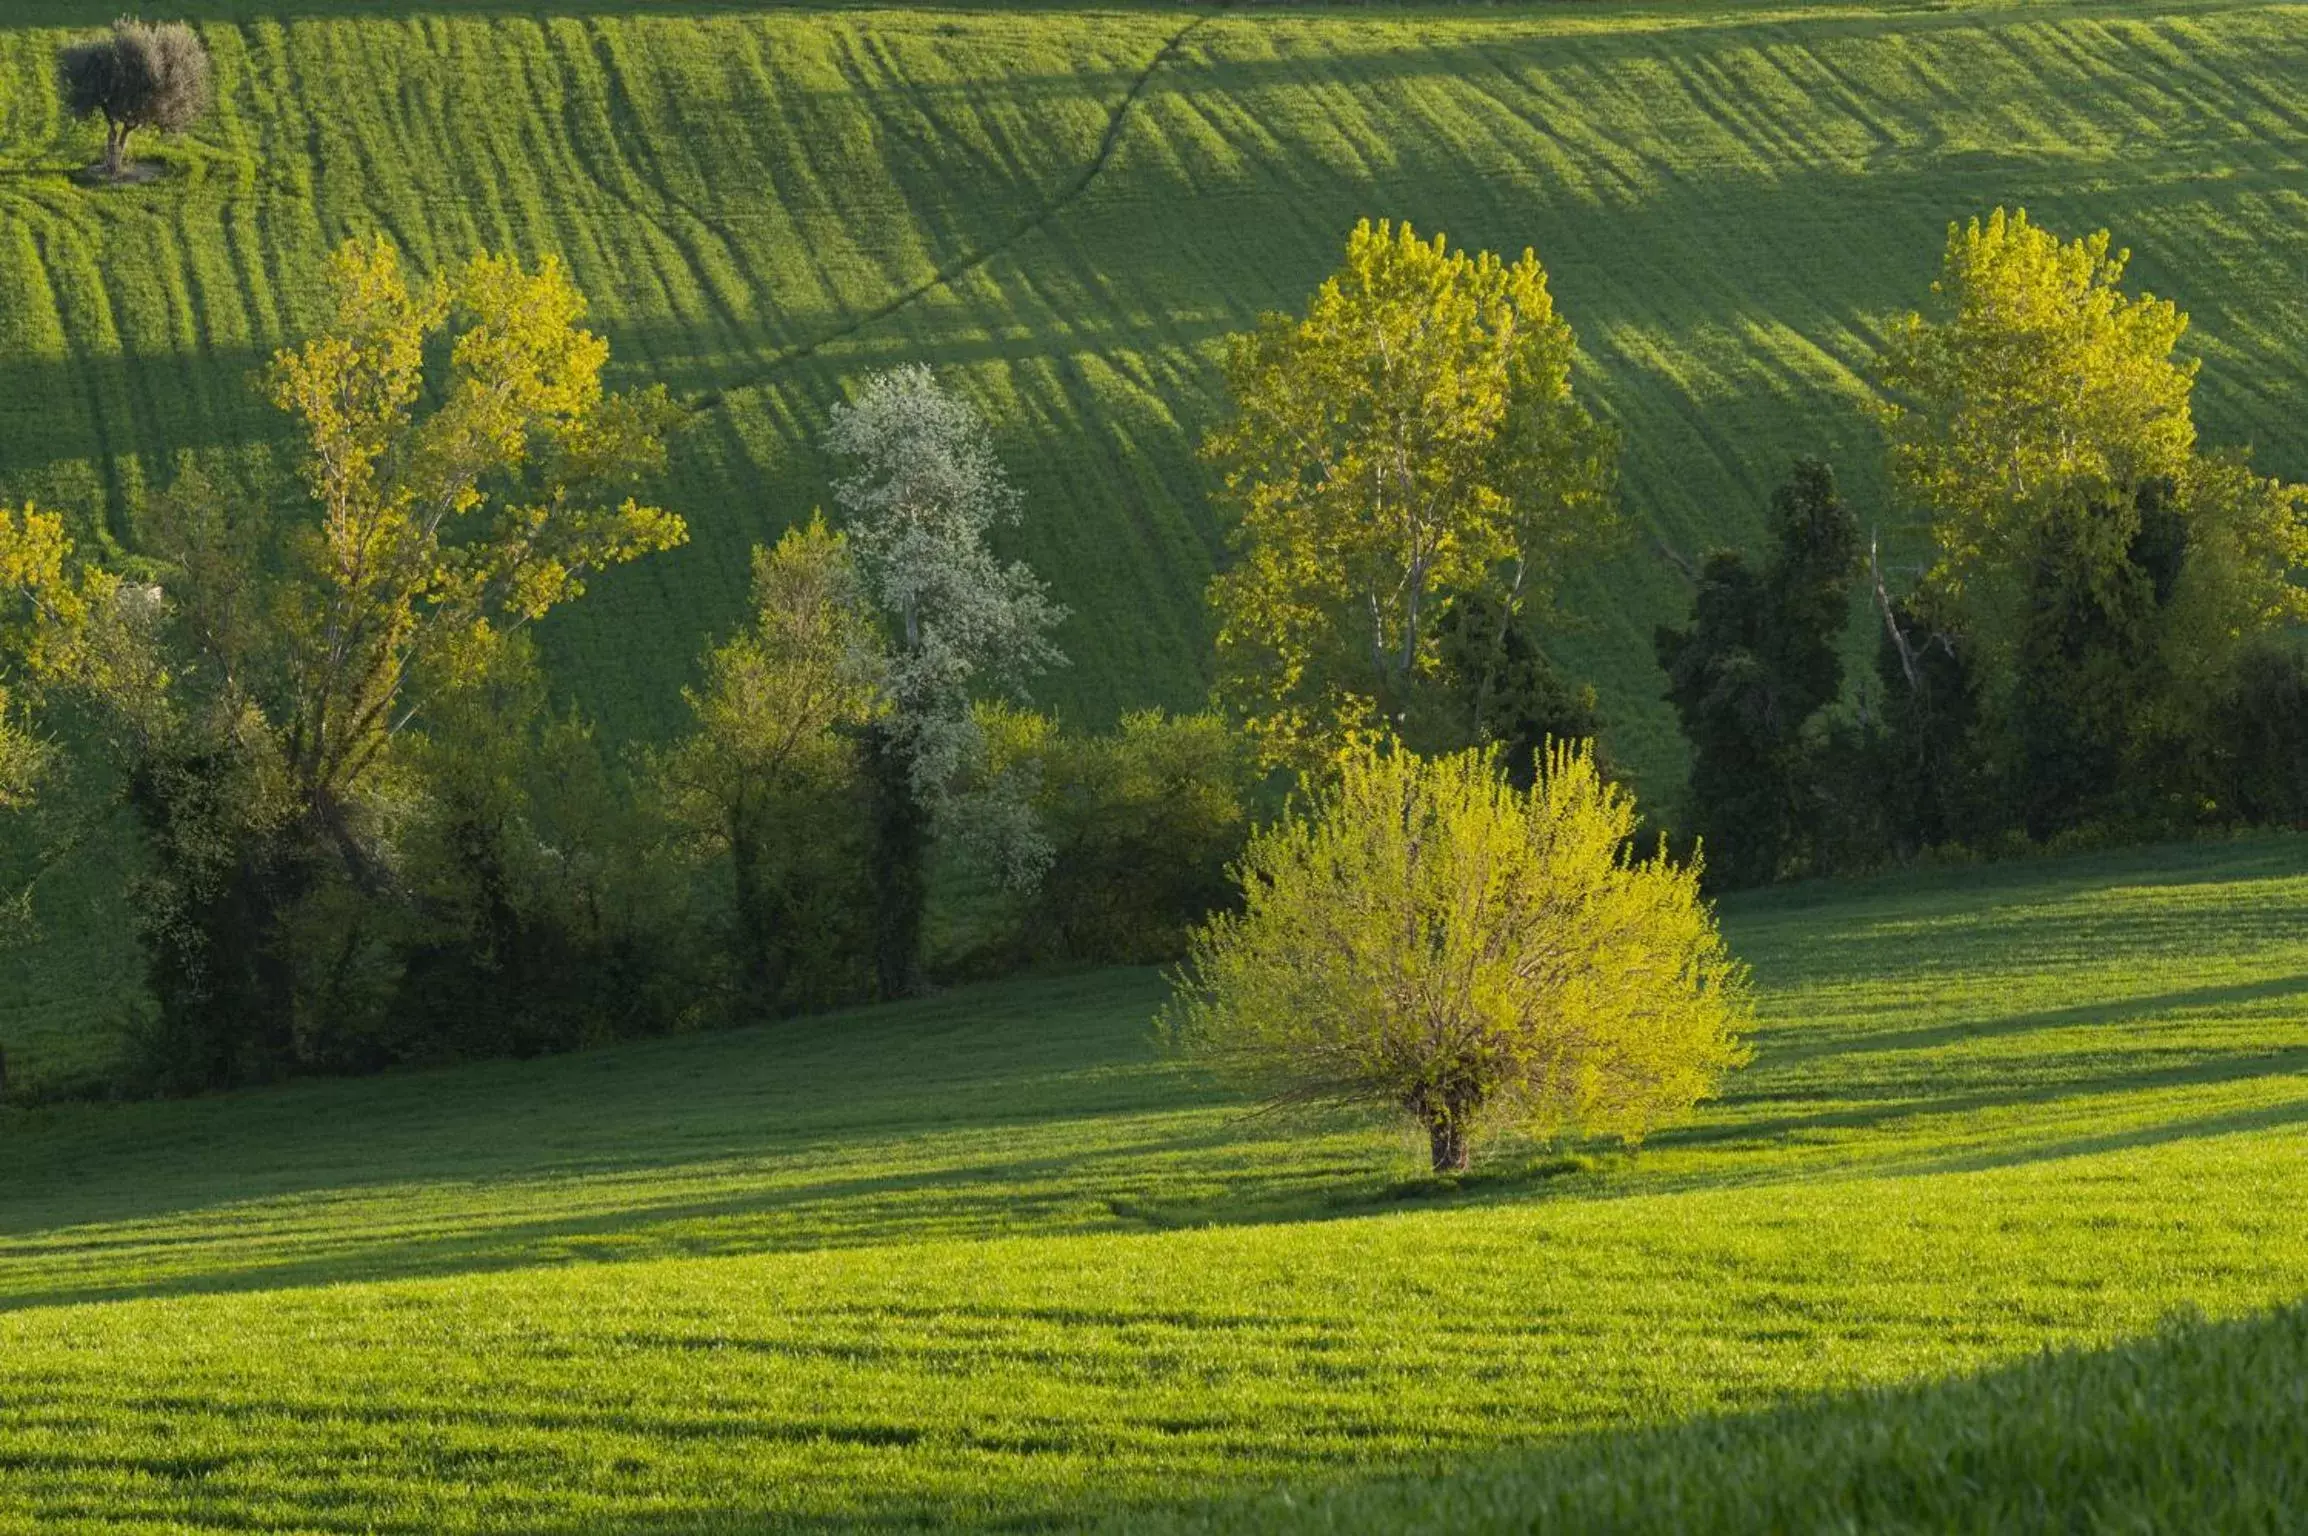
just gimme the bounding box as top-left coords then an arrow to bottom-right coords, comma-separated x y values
8,0 -> 2308,1073
3,836 -> 2307,1528
6,0 -> 2308,764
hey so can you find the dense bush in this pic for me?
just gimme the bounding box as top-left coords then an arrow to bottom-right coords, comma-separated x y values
1165,739 -> 1749,1172
1022,710 -> 1258,965
387,635 -> 703,1066
1655,459 -> 1861,887
2212,645 -> 2308,826
656,518 -> 881,1018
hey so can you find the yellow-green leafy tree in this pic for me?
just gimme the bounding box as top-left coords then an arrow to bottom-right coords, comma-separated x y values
0,236 -> 687,1086
1163,740 -> 1749,1172
1205,219 -> 1617,771
1878,207 -> 2199,639
657,515 -> 885,1014
1875,208 -> 2308,835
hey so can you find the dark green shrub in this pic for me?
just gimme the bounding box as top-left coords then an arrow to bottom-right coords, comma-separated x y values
1655,459 -> 1861,887
1026,711 -> 1258,965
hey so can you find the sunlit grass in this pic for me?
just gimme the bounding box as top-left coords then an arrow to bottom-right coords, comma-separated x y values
3,836 -> 2306,1529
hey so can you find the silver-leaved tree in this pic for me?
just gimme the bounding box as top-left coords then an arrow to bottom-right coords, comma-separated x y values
824,365 -> 1066,995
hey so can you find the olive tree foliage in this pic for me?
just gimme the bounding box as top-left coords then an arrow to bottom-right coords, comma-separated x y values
57,19 -> 212,181
1164,740 -> 1749,1173
657,517 -> 884,1013
0,236 -> 687,1086
824,365 -> 1066,994
1205,218 -> 1618,770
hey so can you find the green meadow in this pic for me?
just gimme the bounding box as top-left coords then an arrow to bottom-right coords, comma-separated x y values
8,1 -> 2308,1526
4,836 -> 2307,1529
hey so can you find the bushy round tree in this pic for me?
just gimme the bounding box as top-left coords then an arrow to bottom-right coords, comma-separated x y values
1164,741 -> 1749,1172
57,19 -> 213,182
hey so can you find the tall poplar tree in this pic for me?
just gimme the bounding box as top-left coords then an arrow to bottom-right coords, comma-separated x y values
1205,219 -> 1617,770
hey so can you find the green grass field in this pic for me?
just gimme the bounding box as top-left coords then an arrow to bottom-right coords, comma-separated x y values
15,0 -> 2308,1084
4,835 -> 2307,1530
8,0 -> 2308,756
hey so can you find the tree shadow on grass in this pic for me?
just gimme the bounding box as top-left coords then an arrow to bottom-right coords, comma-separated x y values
76,1293 -> 2281,1535
1072,1300 -> 2308,1536
10,944 -> 2308,1314
1661,1044 -> 2308,1154
1749,971 -> 2308,1069
0,1126 -> 1253,1313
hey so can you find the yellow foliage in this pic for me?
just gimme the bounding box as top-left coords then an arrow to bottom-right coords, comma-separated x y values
1878,207 -> 2198,611
1165,741 -> 1749,1170
262,236 -> 689,799
1205,219 -> 1616,772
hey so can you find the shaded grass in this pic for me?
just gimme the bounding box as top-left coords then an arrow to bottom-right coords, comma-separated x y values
2,836 -> 2307,1528
1127,1301 -> 2308,1534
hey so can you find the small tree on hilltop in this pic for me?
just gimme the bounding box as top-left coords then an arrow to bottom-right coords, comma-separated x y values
1164,741 -> 1749,1173
58,19 -> 213,182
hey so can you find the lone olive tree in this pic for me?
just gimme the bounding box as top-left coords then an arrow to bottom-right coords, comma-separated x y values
58,19 -> 213,182
1164,741 -> 1749,1172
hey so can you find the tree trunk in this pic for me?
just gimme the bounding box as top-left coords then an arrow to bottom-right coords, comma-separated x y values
1426,1110 -> 1472,1174
729,813 -> 778,1014
862,720 -> 929,1001
103,121 -> 127,180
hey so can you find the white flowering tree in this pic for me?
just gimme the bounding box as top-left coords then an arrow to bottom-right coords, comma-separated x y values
824,365 -> 1066,992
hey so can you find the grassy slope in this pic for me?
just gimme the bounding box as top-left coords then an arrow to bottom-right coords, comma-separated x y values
9,0 -> 2308,1077
7,0 -> 2308,750
1134,1302 -> 2308,1532
3,837 -> 2307,1529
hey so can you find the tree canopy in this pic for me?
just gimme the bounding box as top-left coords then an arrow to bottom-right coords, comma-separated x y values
0,236 -> 688,1084
1164,740 -> 1749,1172
1205,218 -> 1618,769
1877,208 -> 2198,628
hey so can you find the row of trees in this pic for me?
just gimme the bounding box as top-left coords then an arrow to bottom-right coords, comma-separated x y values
0,240 -> 1250,1093
9,201 -> 2299,1174
1658,210 -> 2308,887
1195,210 -> 2308,905
1162,209 -> 2308,1171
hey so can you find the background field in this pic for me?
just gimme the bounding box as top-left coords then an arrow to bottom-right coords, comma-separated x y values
13,0 -> 2308,1081
3,835 -> 2307,1529
8,0 -> 2308,756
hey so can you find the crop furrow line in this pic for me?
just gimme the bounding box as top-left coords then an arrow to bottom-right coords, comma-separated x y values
697,7 -> 1225,408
